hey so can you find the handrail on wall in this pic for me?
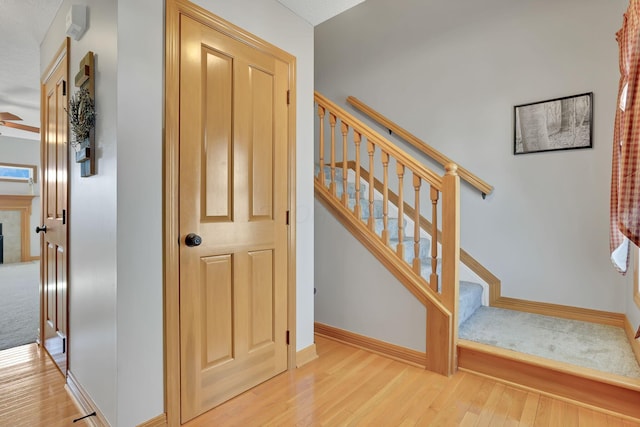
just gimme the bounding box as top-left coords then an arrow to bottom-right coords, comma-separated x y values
346,96 -> 494,198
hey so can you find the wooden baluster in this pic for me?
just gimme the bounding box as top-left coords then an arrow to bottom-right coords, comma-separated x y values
430,185 -> 439,292
329,113 -> 337,196
396,162 -> 405,259
318,105 -> 325,185
367,141 -> 375,231
341,121 -> 349,206
381,151 -> 390,245
354,131 -> 362,219
413,174 -> 422,274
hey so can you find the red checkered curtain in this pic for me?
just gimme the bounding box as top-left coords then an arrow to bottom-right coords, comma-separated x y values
611,0 -> 640,274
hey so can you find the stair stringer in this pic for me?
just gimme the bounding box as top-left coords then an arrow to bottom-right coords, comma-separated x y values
315,180 -> 456,376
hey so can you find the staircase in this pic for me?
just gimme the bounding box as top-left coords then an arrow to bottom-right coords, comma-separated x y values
313,91 -> 640,420
314,163 -> 484,328
314,91 -> 468,375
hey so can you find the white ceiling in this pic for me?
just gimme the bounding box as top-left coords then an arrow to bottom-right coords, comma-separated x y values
0,0 -> 364,141
0,0 -> 62,140
276,0 -> 366,26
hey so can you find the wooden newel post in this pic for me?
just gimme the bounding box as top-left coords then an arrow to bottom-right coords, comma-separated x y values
441,162 -> 460,375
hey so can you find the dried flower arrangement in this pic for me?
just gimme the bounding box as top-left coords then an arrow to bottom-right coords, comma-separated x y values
68,87 -> 95,145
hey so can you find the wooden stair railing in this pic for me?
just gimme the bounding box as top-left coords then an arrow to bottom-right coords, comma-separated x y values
348,161 -> 502,305
347,96 -> 494,198
315,91 -> 460,376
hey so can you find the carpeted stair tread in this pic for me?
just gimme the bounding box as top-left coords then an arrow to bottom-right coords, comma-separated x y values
373,217 -> 406,238
316,164 -> 357,199
348,198 -> 385,220
388,237 -> 430,264
419,257 -> 442,281
316,162 -> 485,330
459,281 -> 483,326
417,260 -> 483,327
315,164 -> 346,180
320,179 -> 357,200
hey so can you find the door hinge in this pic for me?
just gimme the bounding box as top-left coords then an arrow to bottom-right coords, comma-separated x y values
286,90 -> 290,105
286,210 -> 290,225
62,80 -> 67,96
62,337 -> 66,353
286,330 -> 290,345
62,209 -> 66,225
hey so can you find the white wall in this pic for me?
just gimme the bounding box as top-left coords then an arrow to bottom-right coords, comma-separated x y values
628,276 -> 640,332
315,0 -> 630,328
42,0 -> 314,425
42,0 -> 118,423
115,0 -> 164,425
315,200 -> 426,351
0,135 -> 40,258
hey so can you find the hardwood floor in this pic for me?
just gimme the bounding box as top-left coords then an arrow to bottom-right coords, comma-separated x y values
187,336 -> 640,426
1,337 -> 639,426
0,343 -> 82,426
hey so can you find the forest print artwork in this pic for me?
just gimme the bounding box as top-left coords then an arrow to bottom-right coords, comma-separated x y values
514,92 -> 592,155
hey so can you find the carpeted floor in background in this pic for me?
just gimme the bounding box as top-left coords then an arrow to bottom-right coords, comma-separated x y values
459,306 -> 640,379
0,261 -> 39,350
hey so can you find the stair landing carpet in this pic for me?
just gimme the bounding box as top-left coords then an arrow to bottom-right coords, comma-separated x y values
459,306 -> 640,379
0,261 -> 39,351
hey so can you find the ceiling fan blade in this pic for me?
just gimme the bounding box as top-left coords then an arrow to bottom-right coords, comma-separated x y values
0,121 -> 40,133
0,112 -> 22,121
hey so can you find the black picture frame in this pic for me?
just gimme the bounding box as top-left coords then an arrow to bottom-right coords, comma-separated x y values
514,92 -> 593,155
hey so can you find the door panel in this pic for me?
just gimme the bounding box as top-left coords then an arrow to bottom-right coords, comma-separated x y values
179,15 -> 289,423
203,49 -> 232,221
248,249 -> 274,349
202,254 -> 233,366
45,244 -> 55,326
249,67 -> 274,220
41,44 -> 69,375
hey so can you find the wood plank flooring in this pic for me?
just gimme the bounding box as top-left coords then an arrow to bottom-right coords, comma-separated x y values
0,343 -> 83,426
187,336 -> 640,426
1,337 -> 639,426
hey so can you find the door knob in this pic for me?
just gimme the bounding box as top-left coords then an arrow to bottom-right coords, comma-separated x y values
185,233 -> 202,247
35,225 -> 47,233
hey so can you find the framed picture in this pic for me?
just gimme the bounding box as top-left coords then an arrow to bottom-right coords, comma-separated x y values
514,92 -> 593,155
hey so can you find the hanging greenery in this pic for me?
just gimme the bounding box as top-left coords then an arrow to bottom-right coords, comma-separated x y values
67,87 -> 95,144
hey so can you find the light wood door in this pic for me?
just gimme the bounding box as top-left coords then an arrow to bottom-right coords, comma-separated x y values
40,42 -> 69,375
179,15 -> 289,422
